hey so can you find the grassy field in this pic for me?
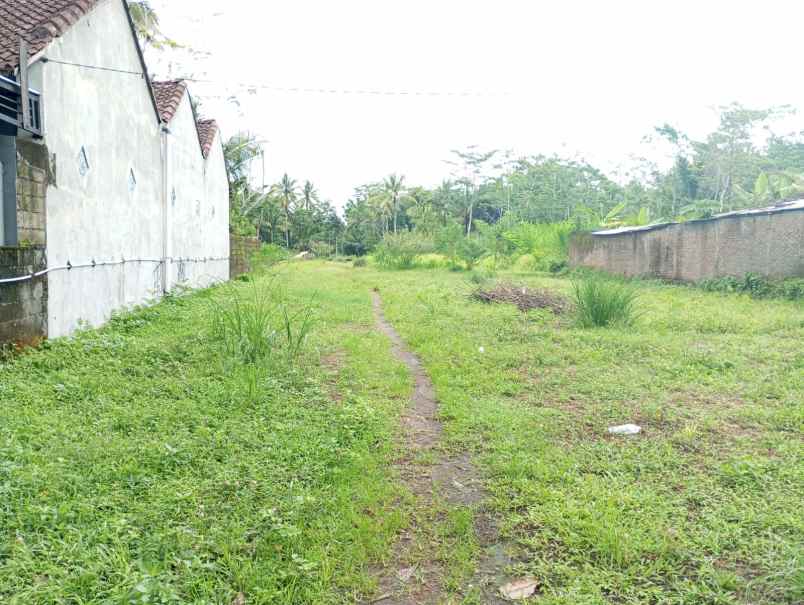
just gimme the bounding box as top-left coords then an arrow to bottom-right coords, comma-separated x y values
1,260 -> 802,604
0,268 -> 409,603
364,263 -> 803,605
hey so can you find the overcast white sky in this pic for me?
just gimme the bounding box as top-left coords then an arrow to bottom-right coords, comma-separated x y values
150,0 -> 804,208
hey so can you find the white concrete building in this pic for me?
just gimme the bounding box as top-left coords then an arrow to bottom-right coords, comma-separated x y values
0,0 -> 229,340
152,80 -> 229,292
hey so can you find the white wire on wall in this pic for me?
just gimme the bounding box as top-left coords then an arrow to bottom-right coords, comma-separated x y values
0,256 -> 230,285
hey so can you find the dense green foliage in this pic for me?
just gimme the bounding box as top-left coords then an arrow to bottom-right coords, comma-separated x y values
337,104 -> 804,264
373,232 -> 433,270
225,134 -> 344,253
698,273 -> 804,301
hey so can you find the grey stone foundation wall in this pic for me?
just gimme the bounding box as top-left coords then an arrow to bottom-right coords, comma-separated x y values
0,245 -> 47,346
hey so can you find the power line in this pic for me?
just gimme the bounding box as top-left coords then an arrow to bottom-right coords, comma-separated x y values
40,57 -> 513,98
42,57 -> 146,77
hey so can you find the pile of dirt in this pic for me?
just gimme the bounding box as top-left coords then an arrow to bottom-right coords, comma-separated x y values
471,282 -> 570,314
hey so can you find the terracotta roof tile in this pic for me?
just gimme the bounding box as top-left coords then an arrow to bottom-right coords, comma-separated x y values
0,0 -> 101,72
196,119 -> 218,159
151,79 -> 187,122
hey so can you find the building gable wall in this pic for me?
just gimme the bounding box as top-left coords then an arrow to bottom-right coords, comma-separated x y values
37,0 -> 164,337
166,93 -> 229,288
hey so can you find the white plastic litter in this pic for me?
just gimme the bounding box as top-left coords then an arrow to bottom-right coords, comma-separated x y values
500,577 -> 539,600
608,424 -> 642,435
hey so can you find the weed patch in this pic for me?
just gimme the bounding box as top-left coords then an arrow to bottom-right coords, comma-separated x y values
699,273 -> 804,301
573,276 -> 640,327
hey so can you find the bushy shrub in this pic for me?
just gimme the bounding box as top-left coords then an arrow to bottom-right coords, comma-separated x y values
699,273 -> 804,301
503,221 -> 574,266
779,279 -> 804,300
548,258 -> 569,274
467,269 -> 497,286
374,232 -> 434,269
477,255 -> 509,271
434,224 -> 466,268
573,276 -> 639,327
253,243 -> 287,269
455,237 -> 486,270
309,240 -> 335,258
417,253 -> 449,269
513,254 -> 539,272
353,257 -> 367,268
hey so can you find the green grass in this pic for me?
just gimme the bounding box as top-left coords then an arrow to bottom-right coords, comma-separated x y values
350,264 -> 803,604
0,266 -> 410,604
1,261 -> 802,604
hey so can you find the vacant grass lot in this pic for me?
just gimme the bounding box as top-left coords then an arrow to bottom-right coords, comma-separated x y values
0,268 -> 409,604
1,260 -> 802,604
360,263 -> 803,604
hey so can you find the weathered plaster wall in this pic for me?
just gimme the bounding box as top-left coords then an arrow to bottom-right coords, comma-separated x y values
200,124 -> 230,282
37,0 -> 165,337
15,139 -> 48,245
166,93 -> 229,289
569,208 -> 804,281
0,246 -> 47,346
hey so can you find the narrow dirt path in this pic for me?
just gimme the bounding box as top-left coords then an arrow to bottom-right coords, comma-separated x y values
370,291 -> 515,605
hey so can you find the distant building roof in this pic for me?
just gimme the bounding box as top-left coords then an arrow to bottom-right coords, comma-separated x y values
0,0 -> 101,72
591,198 -> 804,236
196,119 -> 219,159
151,79 -> 187,123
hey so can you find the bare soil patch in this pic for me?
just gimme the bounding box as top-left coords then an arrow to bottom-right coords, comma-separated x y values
320,349 -> 346,403
471,283 -> 570,314
369,291 -> 517,604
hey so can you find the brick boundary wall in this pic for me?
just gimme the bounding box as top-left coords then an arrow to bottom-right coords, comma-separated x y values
0,246 -> 48,347
229,234 -> 261,278
569,207 -> 804,282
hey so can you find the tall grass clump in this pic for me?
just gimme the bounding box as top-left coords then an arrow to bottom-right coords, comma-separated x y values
211,283 -> 277,364
211,281 -> 315,366
573,275 -> 639,327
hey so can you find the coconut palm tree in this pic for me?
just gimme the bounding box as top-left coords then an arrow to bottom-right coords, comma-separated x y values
385,174 -> 406,234
368,191 -> 394,233
371,174 -> 416,233
272,174 -> 298,248
128,2 -> 178,51
300,180 -> 320,211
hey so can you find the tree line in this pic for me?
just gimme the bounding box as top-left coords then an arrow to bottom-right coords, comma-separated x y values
226,104 -> 804,258
225,134 -> 343,254
338,103 -> 804,256
131,4 -> 804,260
